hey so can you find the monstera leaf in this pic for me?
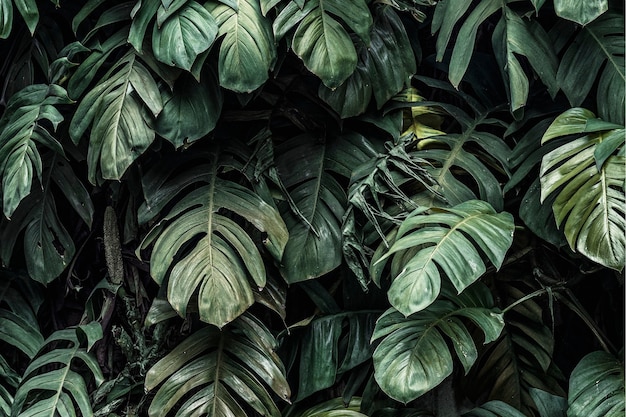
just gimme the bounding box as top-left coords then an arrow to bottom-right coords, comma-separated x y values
152,1 -> 218,71
432,0 -> 557,111
10,323 -> 104,417
398,77 -> 512,211
70,50 -> 163,183
284,310 -> 378,400
145,314 -> 290,417
206,0 -> 276,92
568,351 -> 624,417
155,70 -> 223,148
275,132 -> 375,283
273,0 -> 372,88
371,200 -> 514,316
540,108 -> 625,270
138,146 -> 288,327
372,282 -> 505,403
465,278 -> 564,415
0,154 -> 94,283
556,12 -> 624,124
0,84 -> 71,218
319,6 -> 415,118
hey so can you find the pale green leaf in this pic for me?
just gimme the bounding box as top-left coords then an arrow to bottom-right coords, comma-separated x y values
145,315 -> 290,417
206,0 -> 276,92
139,147 -> 288,327
372,283 -> 504,403
540,108 -> 625,270
0,84 -> 71,218
69,51 -> 161,183
152,1 -> 218,70
554,0 -> 608,26
372,200 -> 514,316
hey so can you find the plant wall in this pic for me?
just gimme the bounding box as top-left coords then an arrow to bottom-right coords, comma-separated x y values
0,0 -> 624,416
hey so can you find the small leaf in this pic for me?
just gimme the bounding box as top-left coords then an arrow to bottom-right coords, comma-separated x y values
554,0 -> 608,26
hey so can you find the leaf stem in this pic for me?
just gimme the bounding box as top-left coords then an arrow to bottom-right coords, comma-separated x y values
501,285 -> 565,314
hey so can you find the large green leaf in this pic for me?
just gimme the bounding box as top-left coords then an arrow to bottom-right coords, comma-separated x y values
145,314 -> 290,417
465,278 -> 564,415
554,0 -> 608,26
273,0 -> 372,88
275,133 -> 365,283
556,12 -> 625,124
69,50 -> 162,183
206,0 -> 276,92
492,7 -> 558,113
138,146 -> 288,327
568,351 -> 625,417
372,282 -> 504,403
394,77 -> 512,211
540,108 -> 625,270
152,1 -> 218,71
284,310 -> 378,400
155,70 -> 223,148
371,200 -> 514,316
0,154 -> 94,283
10,324 -> 104,417
319,6 -> 415,117
433,0 -> 558,109
0,273 -> 44,361
0,84 -> 71,218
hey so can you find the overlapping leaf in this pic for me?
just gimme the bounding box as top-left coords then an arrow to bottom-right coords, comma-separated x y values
138,147 -> 288,327
0,0 -> 38,38
206,0 -> 276,92
432,0 -> 558,112
342,117 -> 436,287
155,70 -> 223,148
145,314 -> 290,417
0,84 -> 71,218
0,154 -> 94,283
273,0 -> 372,88
465,278 -> 564,416
556,12 -> 624,124
152,1 -> 218,70
319,6 -> 415,118
284,311 -> 378,400
69,50 -> 162,183
10,323 -> 104,417
275,132 -> 375,283
463,401 -> 527,417
371,200 -> 514,316
540,108 -> 625,270
372,282 -> 505,403
392,77 -> 512,211
568,351 -> 624,417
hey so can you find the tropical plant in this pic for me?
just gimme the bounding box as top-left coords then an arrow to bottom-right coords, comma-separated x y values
0,0 -> 623,416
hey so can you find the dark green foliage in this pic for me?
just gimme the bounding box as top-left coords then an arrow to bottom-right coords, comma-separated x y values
0,0 -> 623,416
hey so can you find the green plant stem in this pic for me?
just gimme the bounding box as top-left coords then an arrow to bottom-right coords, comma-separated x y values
501,285 -> 566,314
